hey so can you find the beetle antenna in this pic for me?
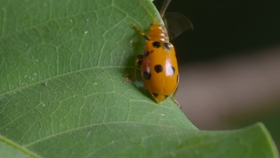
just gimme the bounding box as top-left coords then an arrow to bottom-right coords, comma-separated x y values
142,6 -> 161,24
160,0 -> 171,18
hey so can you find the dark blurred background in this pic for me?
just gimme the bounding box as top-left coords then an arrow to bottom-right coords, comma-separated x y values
155,0 -> 280,150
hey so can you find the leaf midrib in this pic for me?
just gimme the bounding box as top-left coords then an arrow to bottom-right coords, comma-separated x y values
0,66 -> 133,97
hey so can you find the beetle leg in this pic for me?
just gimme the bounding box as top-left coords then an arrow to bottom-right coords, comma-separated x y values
172,86 -> 181,109
131,24 -> 150,41
123,55 -> 143,82
130,55 -> 143,81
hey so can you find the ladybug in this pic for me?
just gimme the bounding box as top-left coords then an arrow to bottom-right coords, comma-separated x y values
126,0 -> 193,108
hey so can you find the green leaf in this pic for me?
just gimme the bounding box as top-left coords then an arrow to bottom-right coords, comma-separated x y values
0,0 -> 278,157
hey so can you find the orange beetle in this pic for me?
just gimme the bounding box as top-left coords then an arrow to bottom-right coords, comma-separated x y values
127,0 -> 193,108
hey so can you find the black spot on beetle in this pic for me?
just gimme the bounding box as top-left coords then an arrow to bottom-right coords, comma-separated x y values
144,51 -> 149,56
164,95 -> 169,98
152,41 -> 161,48
163,42 -> 172,51
154,65 -> 163,73
152,93 -> 158,97
171,66 -> 175,75
143,71 -> 151,80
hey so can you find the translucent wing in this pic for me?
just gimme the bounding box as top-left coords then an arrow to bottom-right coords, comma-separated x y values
164,12 -> 194,40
